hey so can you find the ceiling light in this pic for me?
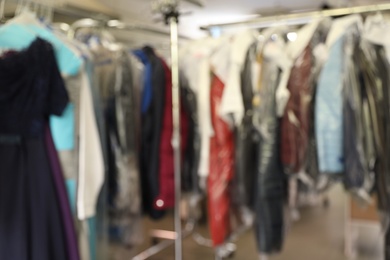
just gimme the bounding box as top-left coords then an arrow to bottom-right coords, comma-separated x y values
107,20 -> 125,28
287,32 -> 297,41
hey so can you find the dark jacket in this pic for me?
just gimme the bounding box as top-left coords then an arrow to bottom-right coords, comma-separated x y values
137,47 -> 166,219
154,58 -> 189,210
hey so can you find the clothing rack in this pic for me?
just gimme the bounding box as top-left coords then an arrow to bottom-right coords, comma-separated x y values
200,2 -> 390,31
65,2 -> 197,259
133,1 -> 203,259
68,18 -> 191,40
199,3 -> 390,260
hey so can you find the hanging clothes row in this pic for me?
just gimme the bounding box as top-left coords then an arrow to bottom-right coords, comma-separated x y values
131,45 -> 190,220
73,29 -> 144,251
0,8 -> 105,260
179,12 -> 390,256
73,24 -> 196,258
0,7 -> 185,260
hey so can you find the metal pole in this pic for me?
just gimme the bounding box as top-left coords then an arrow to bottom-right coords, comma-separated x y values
169,14 -> 182,260
200,3 -> 390,31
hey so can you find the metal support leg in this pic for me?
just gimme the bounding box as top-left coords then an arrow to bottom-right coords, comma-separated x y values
259,253 -> 269,260
131,2 -> 183,260
169,12 -> 183,260
289,177 -> 300,221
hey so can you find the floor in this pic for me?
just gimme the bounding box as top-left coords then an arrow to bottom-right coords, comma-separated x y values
112,185 -> 384,260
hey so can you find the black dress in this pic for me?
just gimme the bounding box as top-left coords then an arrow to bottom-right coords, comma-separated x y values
0,38 -> 69,260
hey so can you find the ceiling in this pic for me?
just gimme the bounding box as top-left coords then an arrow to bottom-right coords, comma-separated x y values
94,0 -> 386,38
5,0 -> 387,43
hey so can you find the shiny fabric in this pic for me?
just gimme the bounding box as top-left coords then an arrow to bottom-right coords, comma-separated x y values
280,45 -> 313,174
252,54 -> 286,254
208,74 -> 235,247
343,36 -> 374,193
305,26 -> 329,183
315,37 -> 345,174
364,45 -> 390,256
181,73 -> 201,194
359,43 -> 390,213
232,43 -> 258,214
374,46 -> 390,213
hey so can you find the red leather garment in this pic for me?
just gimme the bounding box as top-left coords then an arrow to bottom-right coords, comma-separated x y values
280,45 -> 312,174
208,74 -> 235,247
154,58 -> 189,209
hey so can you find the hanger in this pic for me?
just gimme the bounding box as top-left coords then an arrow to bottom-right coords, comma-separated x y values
257,25 -> 289,54
0,0 -> 83,77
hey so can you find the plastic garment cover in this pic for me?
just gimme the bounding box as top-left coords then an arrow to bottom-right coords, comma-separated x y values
343,35 -> 375,196
280,45 -> 313,174
134,47 -> 166,219
180,72 -> 201,194
231,43 -> 258,222
106,52 -> 143,247
315,37 -> 345,174
304,24 -> 330,184
154,59 -> 189,210
91,49 -> 142,247
359,43 -> 390,213
75,35 -> 116,260
374,46 -> 390,214
208,74 -> 235,247
252,52 -> 286,254
363,45 -> 390,259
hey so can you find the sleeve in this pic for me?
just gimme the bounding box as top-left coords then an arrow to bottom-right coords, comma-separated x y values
45,41 -> 69,116
77,71 -> 104,220
219,32 -> 255,126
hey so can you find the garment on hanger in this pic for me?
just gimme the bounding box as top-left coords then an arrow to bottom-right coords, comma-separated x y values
0,10 -> 82,77
208,74 -> 235,247
0,38 -> 69,260
134,47 -> 166,219
133,49 -> 153,114
154,58 -> 189,210
74,31 -> 140,258
304,22 -> 330,185
359,43 -> 390,212
315,15 -> 365,175
231,42 -> 258,223
315,37 -> 345,174
279,20 -> 328,176
180,72 -> 201,194
77,31 -> 143,247
280,45 -> 312,174
374,46 -> 390,216
219,30 -> 257,126
359,42 -> 390,257
78,71 -> 105,220
104,51 -> 143,246
361,13 -> 390,209
180,38 -> 220,181
45,124 -> 80,260
253,40 -> 286,254
342,33 -> 375,197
